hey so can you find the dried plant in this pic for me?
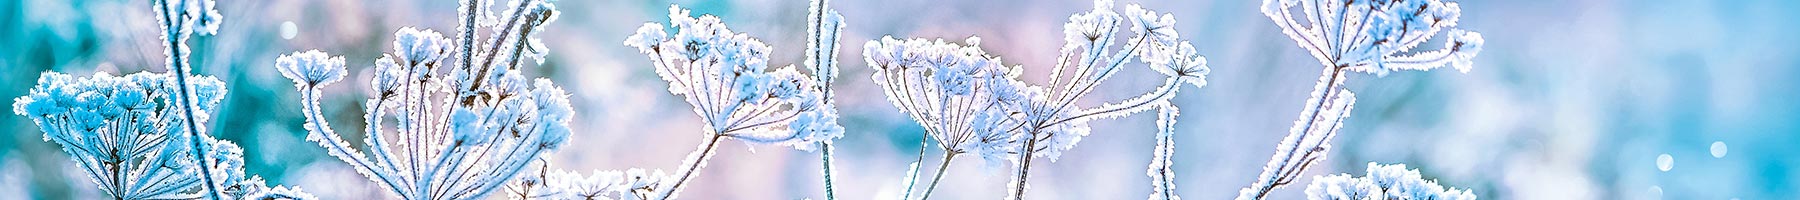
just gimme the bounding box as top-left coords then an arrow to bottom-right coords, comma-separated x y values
272,0 -> 573,199
862,0 -> 1210,198
1239,0 -> 1486,199
614,0 -> 846,199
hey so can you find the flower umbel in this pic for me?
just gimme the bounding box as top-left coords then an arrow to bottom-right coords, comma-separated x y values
274,0 -> 571,199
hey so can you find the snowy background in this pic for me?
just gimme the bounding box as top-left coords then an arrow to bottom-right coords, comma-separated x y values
1,0 -> 1794,199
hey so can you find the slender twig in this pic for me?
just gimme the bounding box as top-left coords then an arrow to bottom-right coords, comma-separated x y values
658,133 -> 726,200
918,152 -> 959,200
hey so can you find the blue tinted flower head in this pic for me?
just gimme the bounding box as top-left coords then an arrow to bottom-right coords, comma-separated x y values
11,70 -> 306,199
1305,163 -> 1476,200
865,36 -> 1030,165
1261,0 -> 1484,75
393,27 -> 454,67
625,4 -> 837,148
274,50 -> 347,89
274,0 -> 570,199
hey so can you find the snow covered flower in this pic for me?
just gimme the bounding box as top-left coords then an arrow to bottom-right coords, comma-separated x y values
865,36 -> 1028,167
1241,0 -> 1484,199
618,1 -> 846,199
865,1 -> 1209,199
274,0 -> 570,199
1305,163 -> 1477,200
12,71 -> 307,199
274,50 -> 348,89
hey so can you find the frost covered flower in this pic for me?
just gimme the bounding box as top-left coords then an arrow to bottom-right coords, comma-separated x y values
12,71 -> 307,199
1260,0 -> 1484,74
864,1 -> 1210,199
1304,163 -> 1476,200
1241,0 -> 1484,199
275,50 -> 348,89
619,1 -> 845,199
865,36 -> 1027,165
274,0 -> 570,199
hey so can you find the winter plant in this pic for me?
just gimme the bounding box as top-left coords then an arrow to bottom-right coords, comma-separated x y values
862,0 -> 1210,198
272,0 -> 574,199
1238,0 -> 1486,199
610,0 -> 847,199
1305,163 -> 1476,200
10,0 -> 315,199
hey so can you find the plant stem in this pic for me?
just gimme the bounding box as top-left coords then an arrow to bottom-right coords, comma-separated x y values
659,133 -> 725,200
820,141 -> 837,200
918,152 -> 958,200
1009,130 -> 1039,200
155,0 -> 222,198
1243,66 -> 1349,199
900,135 -> 927,200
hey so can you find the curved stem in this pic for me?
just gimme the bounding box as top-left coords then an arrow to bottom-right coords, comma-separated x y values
1242,67 -> 1348,199
899,135 -> 928,200
918,152 -> 958,200
658,133 -> 725,200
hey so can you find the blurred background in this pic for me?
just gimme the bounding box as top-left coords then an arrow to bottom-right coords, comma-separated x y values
2,0 -> 1795,199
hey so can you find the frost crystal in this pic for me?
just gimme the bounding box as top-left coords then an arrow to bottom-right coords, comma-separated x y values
274,0 -> 570,199
1241,0 -> 1485,199
1304,163 -> 1476,200
863,0 -> 1209,198
619,1 -> 845,199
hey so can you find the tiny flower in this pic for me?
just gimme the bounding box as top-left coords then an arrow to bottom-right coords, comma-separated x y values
274,50 -> 348,89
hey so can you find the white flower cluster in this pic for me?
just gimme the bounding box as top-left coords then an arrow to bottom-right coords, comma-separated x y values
12,72 -> 312,199
862,0 -> 1210,198
617,1 -> 846,198
1241,0 -> 1484,199
625,4 -> 842,147
1305,163 -> 1476,200
1260,0 -> 1485,75
274,0 -> 571,199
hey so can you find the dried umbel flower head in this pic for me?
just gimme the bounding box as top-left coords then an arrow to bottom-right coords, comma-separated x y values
274,0 -> 571,199
1242,0 -> 1485,199
1305,163 -> 1477,200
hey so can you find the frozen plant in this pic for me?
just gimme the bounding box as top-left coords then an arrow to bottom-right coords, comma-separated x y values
620,0 -> 845,199
1147,106 -> 1179,200
863,36 -> 1030,200
12,0 -> 316,199
1239,0 -> 1486,199
863,0 -> 1210,198
273,0 -> 573,199
1304,163 -> 1476,200
502,163 -> 669,200
13,72 -> 314,200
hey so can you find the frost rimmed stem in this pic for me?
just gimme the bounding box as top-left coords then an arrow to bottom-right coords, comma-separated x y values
153,0 -> 221,198
657,133 -> 725,200
1238,66 -> 1356,200
918,151 -> 959,200
820,141 -> 838,200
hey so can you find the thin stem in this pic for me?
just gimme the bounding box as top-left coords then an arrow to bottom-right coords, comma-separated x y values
1009,129 -> 1038,200
820,142 -> 837,200
153,0 -> 222,198
918,152 -> 959,200
1244,66 -> 1348,199
900,135 -> 928,200
658,133 -> 726,200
